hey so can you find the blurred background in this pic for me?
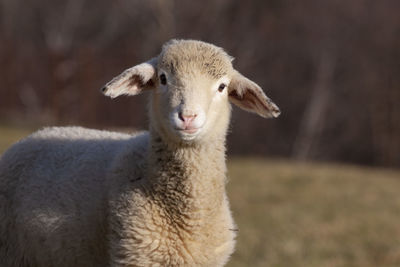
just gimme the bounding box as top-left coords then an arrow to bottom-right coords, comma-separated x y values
0,0 -> 400,266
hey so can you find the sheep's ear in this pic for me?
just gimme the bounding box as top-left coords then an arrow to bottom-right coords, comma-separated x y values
228,71 -> 281,118
101,57 -> 157,98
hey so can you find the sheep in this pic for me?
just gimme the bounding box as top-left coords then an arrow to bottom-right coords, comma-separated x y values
0,39 -> 280,267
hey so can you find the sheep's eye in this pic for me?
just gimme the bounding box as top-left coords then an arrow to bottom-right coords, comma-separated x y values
160,74 -> 167,85
218,83 -> 226,92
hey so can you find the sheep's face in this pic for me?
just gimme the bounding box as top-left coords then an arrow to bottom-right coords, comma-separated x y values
150,40 -> 234,143
151,69 -> 232,143
101,39 -> 280,145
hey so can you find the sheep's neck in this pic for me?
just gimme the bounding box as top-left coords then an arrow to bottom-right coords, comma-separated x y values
147,132 -> 227,226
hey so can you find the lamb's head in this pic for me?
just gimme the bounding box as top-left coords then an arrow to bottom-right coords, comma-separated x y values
102,39 -> 280,144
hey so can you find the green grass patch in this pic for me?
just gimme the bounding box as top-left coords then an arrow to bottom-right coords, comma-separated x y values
0,124 -> 36,154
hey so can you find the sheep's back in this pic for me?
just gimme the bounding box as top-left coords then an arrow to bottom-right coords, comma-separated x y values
0,126 -> 143,266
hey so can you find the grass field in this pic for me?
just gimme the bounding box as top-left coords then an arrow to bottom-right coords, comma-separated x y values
1,126 -> 400,266
227,159 -> 400,267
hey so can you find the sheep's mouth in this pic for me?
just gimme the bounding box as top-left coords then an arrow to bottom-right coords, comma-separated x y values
173,126 -> 203,140
177,128 -> 200,134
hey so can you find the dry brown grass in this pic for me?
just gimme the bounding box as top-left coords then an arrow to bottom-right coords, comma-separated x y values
1,126 -> 400,266
227,158 -> 400,267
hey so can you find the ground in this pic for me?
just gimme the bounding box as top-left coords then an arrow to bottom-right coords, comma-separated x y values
227,158 -> 400,267
1,125 -> 400,267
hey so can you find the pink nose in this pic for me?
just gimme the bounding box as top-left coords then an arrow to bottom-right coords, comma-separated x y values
178,112 -> 197,127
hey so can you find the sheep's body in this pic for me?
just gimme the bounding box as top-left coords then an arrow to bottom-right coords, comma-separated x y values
0,39 -> 280,266
0,126 -> 235,266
